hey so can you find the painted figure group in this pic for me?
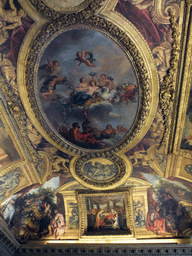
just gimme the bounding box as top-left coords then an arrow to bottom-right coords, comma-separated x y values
146,187 -> 191,237
87,207 -> 126,232
39,58 -> 137,106
3,194 -> 66,240
57,120 -> 128,149
0,0 -> 33,92
83,161 -> 118,180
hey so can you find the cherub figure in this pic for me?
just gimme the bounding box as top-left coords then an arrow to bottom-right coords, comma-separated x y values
39,58 -> 62,77
97,74 -> 115,91
119,83 -> 137,105
75,50 -> 96,67
40,75 -> 69,100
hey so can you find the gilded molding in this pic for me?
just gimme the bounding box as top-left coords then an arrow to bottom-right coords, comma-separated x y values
150,0 -> 180,25
57,181 -> 86,192
0,73 -> 49,180
169,1 -> 192,160
159,10 -> 180,150
28,0 -> 104,19
0,73 -> 38,161
71,154 -> 130,189
77,189 -> 134,238
0,231 -> 18,255
15,244 -> 192,255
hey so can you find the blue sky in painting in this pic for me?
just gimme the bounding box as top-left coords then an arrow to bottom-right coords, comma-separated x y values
25,177 -> 60,196
2,177 -> 60,205
38,29 -> 137,89
142,173 -> 190,191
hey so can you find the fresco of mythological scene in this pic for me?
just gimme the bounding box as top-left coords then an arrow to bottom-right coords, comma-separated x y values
0,177 -> 75,241
115,0 -> 182,83
133,173 -> 192,238
0,0 -> 33,90
180,82 -> 192,150
84,195 -> 131,235
0,117 -> 20,168
37,29 -> 138,150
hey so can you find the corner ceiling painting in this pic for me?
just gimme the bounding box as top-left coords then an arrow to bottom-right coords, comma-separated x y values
181,82 -> 192,150
0,116 -> 20,168
0,0 -> 192,245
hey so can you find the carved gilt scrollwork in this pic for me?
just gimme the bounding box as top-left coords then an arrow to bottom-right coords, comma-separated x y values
69,152 -> 133,190
28,0 -> 104,19
0,72 -> 48,179
75,155 -> 126,187
150,0 -> 180,25
159,10 -> 180,150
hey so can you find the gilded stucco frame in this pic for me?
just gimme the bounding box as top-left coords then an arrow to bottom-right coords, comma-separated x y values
19,0 -> 159,155
76,189 -> 134,238
170,1 -> 192,157
0,101 -> 25,175
0,97 -> 45,202
165,2 -> 192,181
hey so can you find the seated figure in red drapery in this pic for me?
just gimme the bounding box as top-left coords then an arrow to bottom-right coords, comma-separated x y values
115,0 -> 165,49
0,0 -> 33,66
94,210 -> 106,230
10,14 -> 33,66
146,205 -> 166,235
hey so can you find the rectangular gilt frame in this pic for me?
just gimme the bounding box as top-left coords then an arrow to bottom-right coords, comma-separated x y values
77,189 -> 135,239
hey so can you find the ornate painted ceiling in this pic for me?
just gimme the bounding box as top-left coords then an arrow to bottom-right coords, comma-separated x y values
0,0 -> 192,251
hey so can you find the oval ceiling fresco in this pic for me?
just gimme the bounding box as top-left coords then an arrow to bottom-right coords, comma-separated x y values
23,19 -> 158,156
36,28 -> 138,151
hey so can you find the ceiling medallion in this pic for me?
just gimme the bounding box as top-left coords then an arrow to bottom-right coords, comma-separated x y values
24,16 -> 158,189
41,0 -> 92,13
70,153 -> 132,190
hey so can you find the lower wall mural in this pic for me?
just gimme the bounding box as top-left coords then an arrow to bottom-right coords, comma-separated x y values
0,173 -> 192,242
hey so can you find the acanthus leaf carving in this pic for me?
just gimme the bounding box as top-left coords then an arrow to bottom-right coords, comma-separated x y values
149,0 -> 180,25
159,10 -> 180,150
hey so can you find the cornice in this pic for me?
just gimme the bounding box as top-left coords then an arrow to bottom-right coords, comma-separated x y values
0,217 -> 192,255
16,243 -> 192,256
0,218 -> 19,255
